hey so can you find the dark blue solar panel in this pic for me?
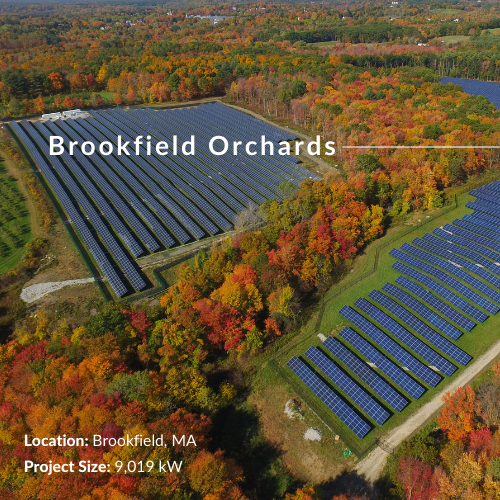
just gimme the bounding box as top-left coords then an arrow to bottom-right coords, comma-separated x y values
434,227 -> 500,264
382,282 -> 466,338
444,223 -> 500,255
399,243 -> 500,310
453,217 -> 500,245
440,77 -> 500,109
9,121 -> 128,298
397,269 -> 481,329
323,337 -> 408,412
355,298 -> 456,376
468,192 -> 500,216
339,327 -> 425,399
369,290 -> 471,366
391,248 -> 497,315
466,200 -> 500,219
287,356 -> 371,438
424,232 -> 498,270
413,236 -> 500,289
466,212 -> 500,235
24,121 -> 146,293
71,117 -> 192,244
340,306 -> 441,387
392,259 -> 488,323
63,119 -> 176,248
306,347 -> 390,424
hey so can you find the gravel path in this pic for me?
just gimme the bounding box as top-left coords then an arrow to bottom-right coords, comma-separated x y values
355,336 -> 500,483
225,102 -> 335,174
21,278 -> 95,303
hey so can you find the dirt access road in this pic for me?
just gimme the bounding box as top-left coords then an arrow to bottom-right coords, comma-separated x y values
223,102 -> 336,177
355,336 -> 500,483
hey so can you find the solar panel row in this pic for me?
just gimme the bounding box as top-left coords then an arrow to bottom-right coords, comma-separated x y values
323,336 -> 408,412
423,232 -> 497,270
136,108 -> 276,203
354,298 -> 456,376
394,274 -> 476,331
399,243 -> 500,310
382,282 -> 466,339
454,217 -> 500,246
368,290 -> 471,366
287,356 -> 371,438
466,212 -> 500,237
103,109 -> 234,231
43,120 -> 161,254
72,116 -> 193,243
139,108 -> 285,199
339,327 -> 425,399
445,222 -> 500,255
392,248 -> 497,315
62,119 -> 177,248
354,298 -> 455,376
412,236 -> 500,290
340,306 -> 441,386
24,120 -> 147,292
433,227 -> 500,264
306,347 -> 390,424
392,258 -> 488,323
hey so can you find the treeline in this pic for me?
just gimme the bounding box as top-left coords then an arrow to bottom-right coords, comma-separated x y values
339,50 -> 500,82
429,16 -> 500,38
282,24 -> 420,44
151,40 -> 223,56
230,65 -> 500,214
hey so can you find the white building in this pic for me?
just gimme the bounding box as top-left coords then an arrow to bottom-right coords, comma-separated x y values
42,112 -> 62,120
62,109 -> 82,118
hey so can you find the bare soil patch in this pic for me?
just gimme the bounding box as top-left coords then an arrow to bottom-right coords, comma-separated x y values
250,383 -> 352,484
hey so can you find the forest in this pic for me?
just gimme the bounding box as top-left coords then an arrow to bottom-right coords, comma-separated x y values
2,1 -> 500,499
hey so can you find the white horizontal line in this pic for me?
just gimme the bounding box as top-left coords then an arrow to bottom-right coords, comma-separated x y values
342,145 -> 500,149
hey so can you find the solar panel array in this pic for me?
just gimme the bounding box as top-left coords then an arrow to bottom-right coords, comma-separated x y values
399,243 -> 500,309
284,183 -> 500,440
391,249 -> 495,317
9,103 -> 316,297
339,327 -> 425,399
440,77 -> 500,109
412,236 -> 500,290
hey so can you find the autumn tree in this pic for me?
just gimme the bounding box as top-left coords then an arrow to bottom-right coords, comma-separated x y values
438,386 -> 479,442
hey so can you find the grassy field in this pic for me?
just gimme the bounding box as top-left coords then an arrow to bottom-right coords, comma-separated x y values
435,35 -> 470,45
93,91 -> 114,101
482,28 -> 500,35
431,8 -> 463,15
0,157 -> 32,275
265,186 -> 500,457
310,40 -> 340,47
